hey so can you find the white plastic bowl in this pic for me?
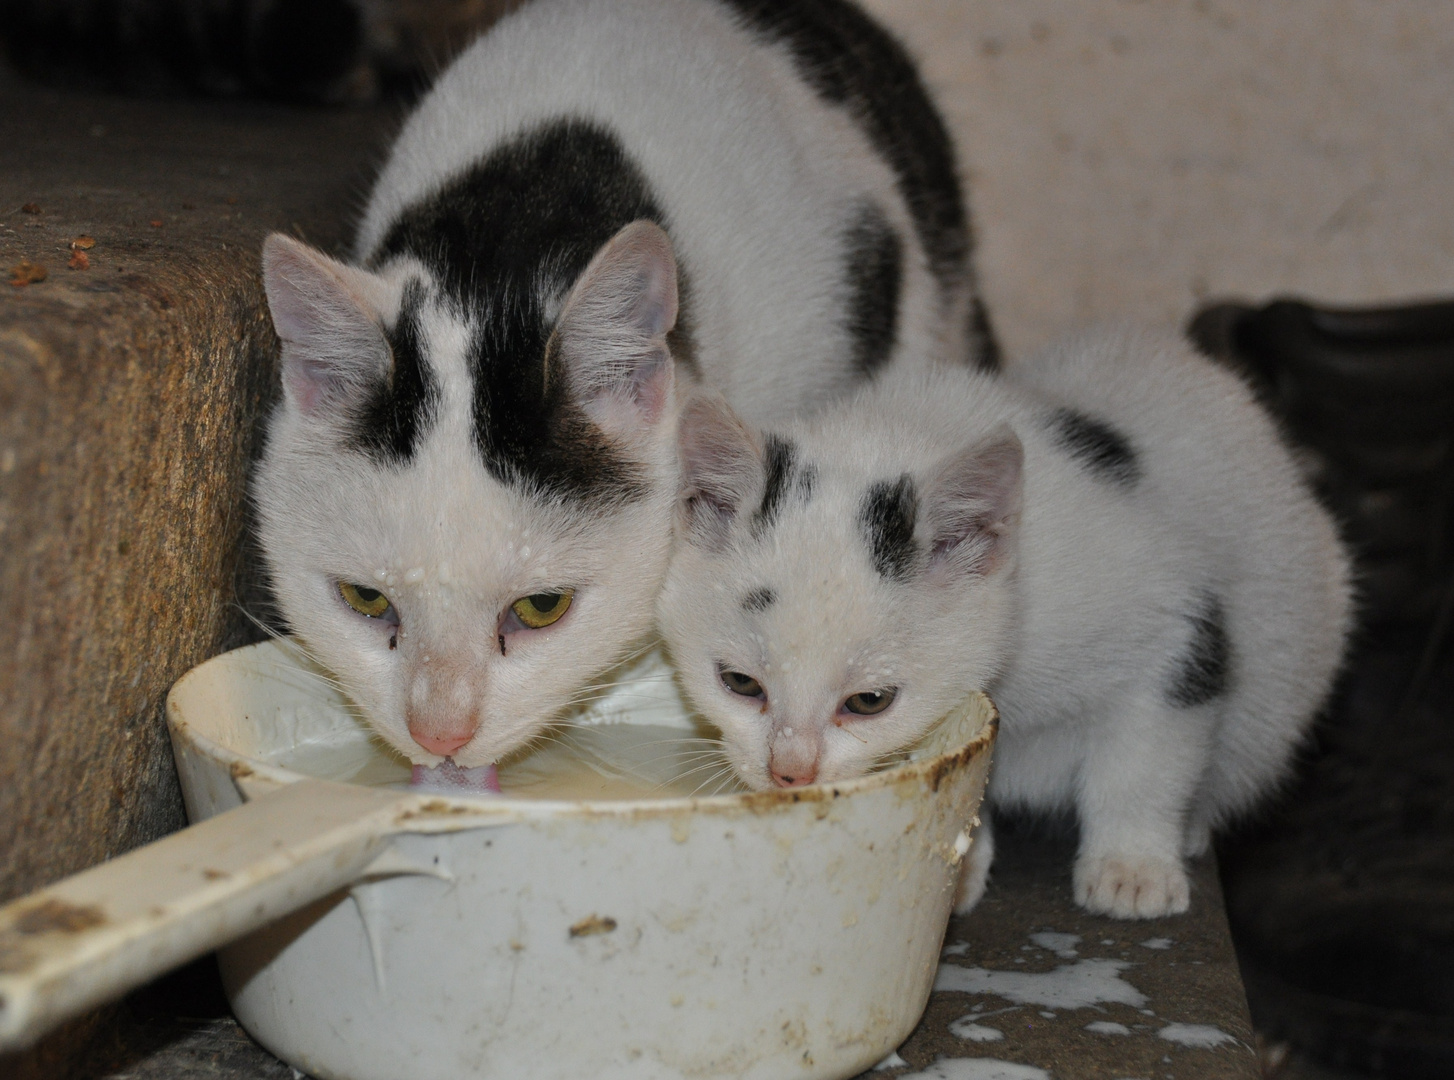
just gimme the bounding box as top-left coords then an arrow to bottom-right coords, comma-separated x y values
0,640 -> 995,1080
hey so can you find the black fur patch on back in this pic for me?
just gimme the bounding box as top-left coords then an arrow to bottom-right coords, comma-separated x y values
369,118 -> 679,503
349,280 -> 439,465
1047,407 -> 1141,487
841,202 -> 902,377
859,473 -> 919,580
719,0 -> 968,306
753,436 -> 798,535
742,587 -> 777,612
1166,593 -> 1232,708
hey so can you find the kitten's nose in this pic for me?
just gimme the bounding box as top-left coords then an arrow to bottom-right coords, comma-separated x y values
407,724 -> 476,757
771,768 -> 817,788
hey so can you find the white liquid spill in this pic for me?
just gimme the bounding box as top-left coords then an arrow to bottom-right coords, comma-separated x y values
874,1051 -> 909,1070
935,958 -> 1147,1010
942,942 -> 970,957
1157,1022 -> 1237,1048
1139,937 -> 1173,950
1028,931 -> 1081,958
1085,1021 -> 1132,1036
948,1016 -> 1004,1042
899,1060 -> 1050,1080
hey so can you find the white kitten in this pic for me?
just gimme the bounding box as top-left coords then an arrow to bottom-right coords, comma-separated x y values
658,325 -> 1353,919
253,0 -> 994,777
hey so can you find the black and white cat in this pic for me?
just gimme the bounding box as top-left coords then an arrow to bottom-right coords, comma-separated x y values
658,325 -> 1352,919
255,0 -> 994,781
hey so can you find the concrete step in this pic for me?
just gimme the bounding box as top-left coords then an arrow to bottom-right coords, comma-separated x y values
0,62 -> 394,1076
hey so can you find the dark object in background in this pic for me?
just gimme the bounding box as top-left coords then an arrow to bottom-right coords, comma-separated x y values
1189,298 -> 1454,1079
0,0 -> 522,103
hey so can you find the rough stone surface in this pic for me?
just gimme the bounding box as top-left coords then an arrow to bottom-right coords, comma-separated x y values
0,64 -> 394,1078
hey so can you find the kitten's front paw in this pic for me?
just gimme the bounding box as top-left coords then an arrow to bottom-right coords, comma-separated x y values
1073,854 -> 1189,919
952,818 -> 995,915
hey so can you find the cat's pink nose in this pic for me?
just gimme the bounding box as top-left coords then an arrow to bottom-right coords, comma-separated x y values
771,767 -> 817,788
408,725 -> 476,756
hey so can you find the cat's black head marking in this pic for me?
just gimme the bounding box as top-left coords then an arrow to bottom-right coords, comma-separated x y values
348,279 -> 439,466
370,117 -> 683,504
859,473 -> 919,580
753,436 -> 798,536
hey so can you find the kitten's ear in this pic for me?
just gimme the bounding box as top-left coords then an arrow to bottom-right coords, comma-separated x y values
261,233 -> 392,417
677,395 -> 761,548
923,423 -> 1023,580
552,220 -> 679,441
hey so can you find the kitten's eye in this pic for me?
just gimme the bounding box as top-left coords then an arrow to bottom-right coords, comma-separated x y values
719,669 -> 765,698
510,589 -> 574,629
339,582 -> 393,620
842,688 -> 897,716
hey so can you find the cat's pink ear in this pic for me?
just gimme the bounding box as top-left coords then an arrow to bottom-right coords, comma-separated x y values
923,423 -> 1023,580
677,395 -> 761,548
261,233 -> 391,417
553,220 -> 678,441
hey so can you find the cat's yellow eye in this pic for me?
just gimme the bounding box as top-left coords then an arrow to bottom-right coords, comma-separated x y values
340,582 -> 392,619
843,688 -> 896,716
720,669 -> 764,698
510,589 -> 574,629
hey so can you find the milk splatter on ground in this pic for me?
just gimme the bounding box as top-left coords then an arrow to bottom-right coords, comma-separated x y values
1139,937 -> 1173,950
875,1050 -> 910,1070
1084,1020 -> 1132,1035
1027,931 -> 1080,958
1157,1022 -> 1238,1048
898,1060 -> 1051,1080
948,1016 -> 1005,1042
935,957 -> 1147,1009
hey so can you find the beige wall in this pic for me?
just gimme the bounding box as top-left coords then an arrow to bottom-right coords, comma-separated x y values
867,0 -> 1454,358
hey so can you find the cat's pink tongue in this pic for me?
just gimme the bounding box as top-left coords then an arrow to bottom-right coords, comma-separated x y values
411,759 -> 501,794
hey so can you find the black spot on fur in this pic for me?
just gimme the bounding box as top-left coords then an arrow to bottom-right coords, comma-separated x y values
369,118 -> 678,502
348,280 -> 439,465
1047,407 -> 1141,487
1167,594 -> 1232,708
742,587 -> 777,612
841,202 -> 902,378
753,436 -> 798,535
969,295 -> 1001,372
719,0 -> 969,315
796,463 -> 817,502
859,473 -> 919,580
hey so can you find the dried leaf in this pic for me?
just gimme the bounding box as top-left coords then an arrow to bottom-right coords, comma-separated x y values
149,219 -> 163,228
20,203 -> 40,215
68,250 -> 90,271
8,260 -> 48,287
70,235 -> 96,250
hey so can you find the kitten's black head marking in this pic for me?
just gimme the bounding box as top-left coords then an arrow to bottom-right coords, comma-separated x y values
841,201 -> 902,379
720,0 -> 969,317
753,436 -> 798,536
859,473 -> 919,580
1167,592 -> 1232,708
1047,407 -> 1141,487
348,280 -> 439,465
742,587 -> 777,613
370,118 -> 681,503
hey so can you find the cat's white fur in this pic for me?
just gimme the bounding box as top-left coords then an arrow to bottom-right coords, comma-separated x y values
256,0 -> 973,770
658,325 -> 1353,918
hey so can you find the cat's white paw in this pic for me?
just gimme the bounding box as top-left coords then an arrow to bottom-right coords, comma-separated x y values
1073,854 -> 1189,919
952,819 -> 995,915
